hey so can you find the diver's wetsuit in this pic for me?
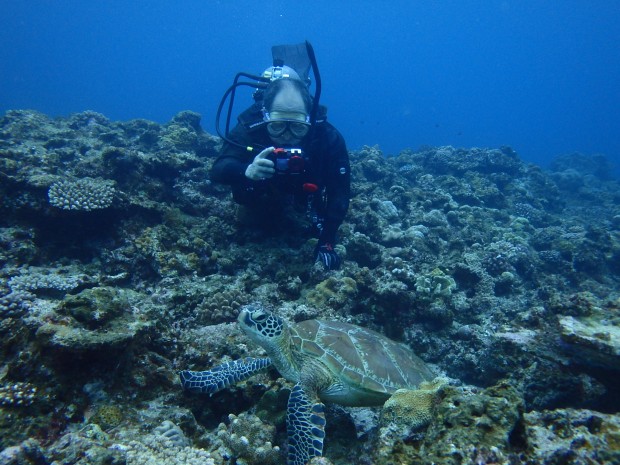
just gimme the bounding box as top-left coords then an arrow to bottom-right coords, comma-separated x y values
211,102 -> 350,245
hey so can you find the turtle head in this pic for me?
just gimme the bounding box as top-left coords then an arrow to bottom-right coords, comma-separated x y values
238,305 -> 288,351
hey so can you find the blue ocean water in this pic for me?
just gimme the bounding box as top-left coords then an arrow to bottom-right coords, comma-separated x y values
1,1 -> 619,172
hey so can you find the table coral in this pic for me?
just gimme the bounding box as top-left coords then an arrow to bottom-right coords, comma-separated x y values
48,177 -> 116,211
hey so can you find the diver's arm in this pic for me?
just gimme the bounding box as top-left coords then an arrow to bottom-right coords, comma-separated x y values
210,126 -> 254,185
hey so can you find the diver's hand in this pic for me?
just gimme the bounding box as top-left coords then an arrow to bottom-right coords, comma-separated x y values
314,243 -> 341,270
245,147 -> 275,180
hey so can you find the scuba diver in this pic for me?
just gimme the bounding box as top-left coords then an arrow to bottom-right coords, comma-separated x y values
211,42 -> 350,270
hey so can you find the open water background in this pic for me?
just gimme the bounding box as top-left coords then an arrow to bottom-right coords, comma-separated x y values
1,0 -> 619,172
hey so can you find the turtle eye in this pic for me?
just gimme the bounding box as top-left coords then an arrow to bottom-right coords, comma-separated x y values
252,311 -> 268,322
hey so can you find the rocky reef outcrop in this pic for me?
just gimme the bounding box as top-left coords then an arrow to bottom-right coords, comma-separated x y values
1,109 -> 619,464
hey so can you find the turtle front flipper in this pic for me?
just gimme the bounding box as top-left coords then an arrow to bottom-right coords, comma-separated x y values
286,383 -> 326,465
179,357 -> 272,395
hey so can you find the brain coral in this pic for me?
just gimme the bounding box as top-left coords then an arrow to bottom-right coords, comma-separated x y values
48,177 -> 115,211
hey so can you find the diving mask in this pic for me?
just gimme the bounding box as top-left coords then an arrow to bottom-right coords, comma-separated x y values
264,111 -> 311,138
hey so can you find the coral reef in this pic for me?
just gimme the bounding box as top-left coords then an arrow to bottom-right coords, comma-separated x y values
558,313 -> 620,370
125,438 -> 215,465
373,381 -> 524,464
48,177 -> 116,211
0,109 -> 619,464
208,412 -> 282,464
414,267 -> 456,301
0,382 -> 37,407
8,266 -> 87,295
524,408 -> 620,464
36,286 -> 151,353
379,377 -> 447,441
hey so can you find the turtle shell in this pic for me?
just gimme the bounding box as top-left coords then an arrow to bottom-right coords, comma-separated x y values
289,319 -> 433,398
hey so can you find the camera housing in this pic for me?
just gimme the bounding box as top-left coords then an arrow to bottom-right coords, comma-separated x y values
272,147 -> 305,174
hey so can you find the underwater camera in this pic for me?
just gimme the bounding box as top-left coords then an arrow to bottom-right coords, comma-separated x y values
272,147 -> 305,175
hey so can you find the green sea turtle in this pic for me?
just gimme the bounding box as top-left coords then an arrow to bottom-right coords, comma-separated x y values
180,304 -> 437,465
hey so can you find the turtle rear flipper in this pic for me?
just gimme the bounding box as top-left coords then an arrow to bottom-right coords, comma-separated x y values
179,357 -> 272,395
287,383 -> 326,465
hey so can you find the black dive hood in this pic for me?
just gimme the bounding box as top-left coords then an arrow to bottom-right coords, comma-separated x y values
215,41 -> 322,153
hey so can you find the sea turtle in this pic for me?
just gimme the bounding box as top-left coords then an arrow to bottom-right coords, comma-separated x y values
180,304 -> 436,465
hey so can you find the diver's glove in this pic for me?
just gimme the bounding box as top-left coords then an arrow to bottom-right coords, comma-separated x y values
245,146 -> 275,181
314,243 -> 341,270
